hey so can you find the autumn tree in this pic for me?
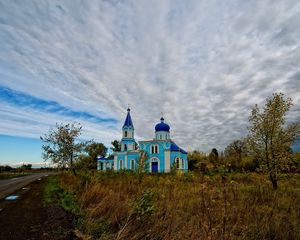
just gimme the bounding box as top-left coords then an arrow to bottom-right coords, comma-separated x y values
40,123 -> 86,175
224,139 -> 248,170
138,150 -> 149,174
86,142 -> 107,166
187,150 -> 208,171
76,142 -> 107,170
248,93 -> 300,189
209,148 -> 219,168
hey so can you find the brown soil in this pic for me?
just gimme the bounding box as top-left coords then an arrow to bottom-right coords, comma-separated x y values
0,177 -> 77,240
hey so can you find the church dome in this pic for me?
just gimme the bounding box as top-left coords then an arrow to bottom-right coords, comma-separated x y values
155,117 -> 170,132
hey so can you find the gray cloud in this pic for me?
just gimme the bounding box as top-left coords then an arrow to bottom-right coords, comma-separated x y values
0,0 -> 300,151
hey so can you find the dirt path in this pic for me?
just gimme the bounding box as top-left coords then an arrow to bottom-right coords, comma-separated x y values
0,176 -> 77,240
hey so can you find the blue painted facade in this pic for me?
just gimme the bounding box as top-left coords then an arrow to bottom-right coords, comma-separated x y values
97,109 -> 188,173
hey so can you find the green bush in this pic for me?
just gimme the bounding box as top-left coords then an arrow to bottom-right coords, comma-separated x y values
133,189 -> 155,220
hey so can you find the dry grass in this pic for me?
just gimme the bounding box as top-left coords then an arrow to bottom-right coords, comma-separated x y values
59,171 -> 300,240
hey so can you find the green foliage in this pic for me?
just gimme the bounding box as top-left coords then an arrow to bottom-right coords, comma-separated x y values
76,142 -> 107,170
132,189 -> 155,220
40,123 -> 87,175
111,140 -> 121,152
291,152 -> 300,173
61,191 -> 80,215
224,139 -> 248,170
0,165 -> 13,172
19,164 -> 32,170
209,148 -> 219,168
187,150 -> 208,171
85,142 -> 107,160
248,92 -> 300,189
76,154 -> 94,170
44,175 -> 81,216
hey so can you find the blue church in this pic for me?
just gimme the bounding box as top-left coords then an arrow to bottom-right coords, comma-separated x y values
97,108 -> 188,173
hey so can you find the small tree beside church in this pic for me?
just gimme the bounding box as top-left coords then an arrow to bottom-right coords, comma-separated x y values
138,150 -> 149,174
40,123 -> 86,175
248,93 -> 300,189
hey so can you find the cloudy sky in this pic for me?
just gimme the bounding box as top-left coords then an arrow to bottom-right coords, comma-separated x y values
0,0 -> 300,165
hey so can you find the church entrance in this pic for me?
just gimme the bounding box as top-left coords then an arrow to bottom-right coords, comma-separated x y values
151,162 -> 158,173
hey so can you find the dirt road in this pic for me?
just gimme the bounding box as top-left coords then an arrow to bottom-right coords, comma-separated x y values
0,173 -> 53,199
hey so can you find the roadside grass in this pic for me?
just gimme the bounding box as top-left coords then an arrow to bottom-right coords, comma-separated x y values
58,171 -> 300,240
44,175 -> 81,216
0,172 -> 29,180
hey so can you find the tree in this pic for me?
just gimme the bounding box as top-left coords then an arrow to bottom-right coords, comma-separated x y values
84,142 -> 107,169
111,140 -> 121,152
85,142 -> 107,160
224,139 -> 248,171
40,123 -> 86,176
19,164 -> 32,171
138,150 -> 149,174
209,148 -> 219,168
76,154 -> 95,170
0,165 -> 13,172
248,93 -> 300,189
187,150 -> 208,171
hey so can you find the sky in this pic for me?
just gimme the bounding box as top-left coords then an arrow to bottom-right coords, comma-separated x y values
0,0 -> 300,166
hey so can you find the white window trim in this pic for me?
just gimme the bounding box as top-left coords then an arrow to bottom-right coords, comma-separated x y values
151,144 -> 159,154
131,159 -> 135,170
175,157 -> 184,169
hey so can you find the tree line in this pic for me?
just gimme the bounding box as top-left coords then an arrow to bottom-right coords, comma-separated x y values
40,92 -> 300,189
189,93 -> 300,189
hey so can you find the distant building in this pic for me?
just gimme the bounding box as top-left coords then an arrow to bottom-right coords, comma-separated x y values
97,108 -> 188,172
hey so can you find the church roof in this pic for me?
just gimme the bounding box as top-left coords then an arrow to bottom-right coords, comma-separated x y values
170,143 -> 187,154
123,108 -> 134,128
155,117 -> 170,132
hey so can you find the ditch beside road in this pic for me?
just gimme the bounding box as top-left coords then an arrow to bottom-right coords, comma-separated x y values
0,175 -> 76,240
0,173 -> 54,199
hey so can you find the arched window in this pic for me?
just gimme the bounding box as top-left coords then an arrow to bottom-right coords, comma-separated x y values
125,131 -> 127,137
151,144 -> 159,154
181,159 -> 184,169
119,160 -> 123,169
124,144 -> 127,151
131,159 -> 135,170
175,157 -> 180,169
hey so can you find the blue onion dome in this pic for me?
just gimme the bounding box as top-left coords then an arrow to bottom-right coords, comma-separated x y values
155,117 -> 170,132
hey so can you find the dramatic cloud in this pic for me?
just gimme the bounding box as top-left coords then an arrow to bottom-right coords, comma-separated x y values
0,0 -> 300,151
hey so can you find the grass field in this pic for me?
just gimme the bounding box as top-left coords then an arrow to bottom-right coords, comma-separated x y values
57,171 -> 300,240
0,172 -> 30,180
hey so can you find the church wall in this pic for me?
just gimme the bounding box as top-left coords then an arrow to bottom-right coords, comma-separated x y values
170,151 -> 188,172
127,153 -> 139,170
121,139 -> 136,151
114,155 -> 117,170
114,152 -> 139,171
164,150 -> 171,172
140,140 -> 170,172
